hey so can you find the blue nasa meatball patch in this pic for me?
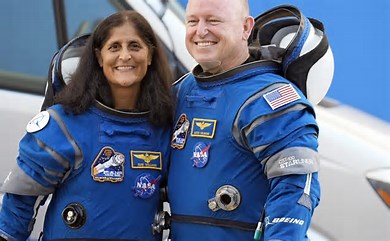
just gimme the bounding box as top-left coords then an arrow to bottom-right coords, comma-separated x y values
191,142 -> 210,168
133,173 -> 161,199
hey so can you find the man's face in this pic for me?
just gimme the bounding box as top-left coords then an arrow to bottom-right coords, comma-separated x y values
185,0 -> 252,73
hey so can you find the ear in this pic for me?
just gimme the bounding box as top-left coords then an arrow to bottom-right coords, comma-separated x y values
147,51 -> 153,66
95,49 -> 103,67
242,16 -> 255,41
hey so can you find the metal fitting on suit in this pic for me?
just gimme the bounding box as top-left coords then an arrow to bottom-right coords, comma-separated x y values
208,185 -> 241,211
62,202 -> 86,229
152,211 -> 171,235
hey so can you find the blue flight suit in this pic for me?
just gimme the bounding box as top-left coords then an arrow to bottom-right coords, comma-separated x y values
168,61 -> 321,241
0,102 -> 169,241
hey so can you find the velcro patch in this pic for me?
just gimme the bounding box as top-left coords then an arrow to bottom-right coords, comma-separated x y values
91,147 -> 125,182
263,84 -> 301,110
26,111 -> 50,133
131,151 -> 162,170
191,118 -> 217,138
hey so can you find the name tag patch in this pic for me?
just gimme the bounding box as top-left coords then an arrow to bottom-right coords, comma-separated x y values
191,118 -> 217,139
131,151 -> 162,170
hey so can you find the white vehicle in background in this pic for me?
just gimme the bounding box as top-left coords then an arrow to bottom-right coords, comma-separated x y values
0,0 -> 389,240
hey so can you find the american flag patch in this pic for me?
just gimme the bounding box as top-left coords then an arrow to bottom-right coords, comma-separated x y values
263,84 -> 301,110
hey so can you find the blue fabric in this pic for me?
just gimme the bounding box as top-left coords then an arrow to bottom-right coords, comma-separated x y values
168,62 -> 320,241
0,194 -> 37,241
0,104 -> 170,241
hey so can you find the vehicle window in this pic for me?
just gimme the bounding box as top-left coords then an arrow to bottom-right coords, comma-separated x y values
0,0 -> 57,94
64,0 -> 118,39
0,0 -> 122,95
0,0 -> 187,95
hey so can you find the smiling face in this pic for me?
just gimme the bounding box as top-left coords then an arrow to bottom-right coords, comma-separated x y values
96,23 -> 151,92
185,0 -> 254,73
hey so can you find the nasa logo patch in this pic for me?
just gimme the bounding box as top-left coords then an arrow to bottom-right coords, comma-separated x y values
133,173 -> 161,199
26,111 -> 50,133
191,142 -> 211,168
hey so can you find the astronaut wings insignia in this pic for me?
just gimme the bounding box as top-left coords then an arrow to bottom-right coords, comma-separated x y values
196,121 -> 211,130
131,151 -> 162,170
133,153 -> 160,164
191,118 -> 217,139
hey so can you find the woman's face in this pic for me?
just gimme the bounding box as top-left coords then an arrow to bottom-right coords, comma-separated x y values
96,23 -> 151,91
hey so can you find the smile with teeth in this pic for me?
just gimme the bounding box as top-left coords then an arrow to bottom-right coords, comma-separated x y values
116,66 -> 134,71
196,41 -> 216,46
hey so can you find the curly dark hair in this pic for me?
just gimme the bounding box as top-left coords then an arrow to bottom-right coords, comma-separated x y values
55,10 -> 174,127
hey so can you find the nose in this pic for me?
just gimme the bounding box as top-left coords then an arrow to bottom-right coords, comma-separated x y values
196,20 -> 208,38
119,49 -> 131,60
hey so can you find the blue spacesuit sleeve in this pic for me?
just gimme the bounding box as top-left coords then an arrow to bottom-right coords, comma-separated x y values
0,132 -> 72,196
237,100 -> 320,178
0,108 -> 82,196
18,132 -> 72,188
0,193 -> 39,241
263,173 -> 320,241
233,82 -> 321,240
